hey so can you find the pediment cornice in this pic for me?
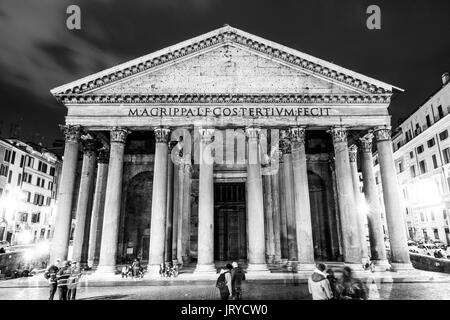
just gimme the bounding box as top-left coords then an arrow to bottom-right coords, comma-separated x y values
58,93 -> 391,105
51,26 -> 401,99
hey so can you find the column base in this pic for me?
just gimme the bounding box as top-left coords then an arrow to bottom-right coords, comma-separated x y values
371,259 -> 391,272
91,265 -> 118,279
145,264 -> 162,278
389,262 -> 415,272
194,264 -> 217,275
246,263 -> 270,274
296,263 -> 316,275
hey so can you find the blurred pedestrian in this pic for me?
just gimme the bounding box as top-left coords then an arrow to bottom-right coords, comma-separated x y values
231,261 -> 246,300
44,258 -> 60,300
326,268 -> 339,299
56,261 -> 71,300
67,261 -> 81,300
308,263 -> 333,300
216,268 -> 232,300
339,266 -> 367,300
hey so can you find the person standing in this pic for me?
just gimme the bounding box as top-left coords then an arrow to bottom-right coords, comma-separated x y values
67,261 -> 81,300
308,263 -> 333,300
56,261 -> 71,300
326,268 -> 339,299
44,258 -> 60,300
131,258 -> 141,280
230,261 -> 246,300
216,268 -> 232,300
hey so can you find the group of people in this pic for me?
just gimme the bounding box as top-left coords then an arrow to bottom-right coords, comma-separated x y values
121,258 -> 144,279
159,262 -> 179,278
308,263 -> 369,300
44,258 -> 81,300
216,261 -> 246,300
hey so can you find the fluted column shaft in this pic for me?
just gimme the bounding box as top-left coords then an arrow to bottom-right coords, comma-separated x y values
148,127 -> 170,276
359,135 -> 389,267
246,127 -> 269,272
271,170 -> 282,263
50,125 -> 82,263
72,139 -> 97,265
180,162 -> 192,263
96,128 -> 129,274
375,127 -> 412,268
263,172 -> 275,263
290,127 -> 315,270
164,142 -> 175,264
88,149 -> 109,266
278,155 -> 288,261
330,127 -> 362,265
195,129 -> 215,273
171,161 -> 180,264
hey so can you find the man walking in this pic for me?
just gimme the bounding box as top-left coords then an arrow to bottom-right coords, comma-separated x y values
56,261 -> 71,300
231,261 -> 246,300
308,263 -> 333,300
44,258 -> 60,300
67,261 -> 81,300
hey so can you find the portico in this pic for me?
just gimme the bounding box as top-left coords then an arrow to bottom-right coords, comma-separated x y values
49,25 -> 412,276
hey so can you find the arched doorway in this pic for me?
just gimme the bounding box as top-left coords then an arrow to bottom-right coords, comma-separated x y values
122,171 -> 153,264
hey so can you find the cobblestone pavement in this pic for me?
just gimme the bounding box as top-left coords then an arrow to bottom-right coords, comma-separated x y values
0,281 -> 450,300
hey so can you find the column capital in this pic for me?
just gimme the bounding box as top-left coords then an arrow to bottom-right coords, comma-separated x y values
199,128 -> 215,143
245,127 -> 261,139
81,137 -> 98,154
349,144 -> 358,162
60,125 -> 83,143
358,133 -> 374,153
329,126 -> 348,144
153,127 -> 171,143
279,137 -> 292,155
97,148 -> 109,164
374,126 -> 392,142
110,127 -> 130,144
289,126 -> 306,144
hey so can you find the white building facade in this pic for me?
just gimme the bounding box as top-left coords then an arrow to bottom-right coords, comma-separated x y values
0,138 -> 62,245
374,73 -> 450,245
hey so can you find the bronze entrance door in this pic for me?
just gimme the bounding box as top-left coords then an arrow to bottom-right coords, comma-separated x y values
214,183 -> 247,261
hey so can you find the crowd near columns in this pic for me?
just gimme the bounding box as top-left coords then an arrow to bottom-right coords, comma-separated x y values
50,124 -> 412,275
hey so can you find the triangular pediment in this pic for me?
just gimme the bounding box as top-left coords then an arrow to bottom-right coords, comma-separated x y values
90,45 -> 360,95
51,25 -> 401,101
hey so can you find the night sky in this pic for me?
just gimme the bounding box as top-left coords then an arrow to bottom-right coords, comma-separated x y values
0,0 -> 449,147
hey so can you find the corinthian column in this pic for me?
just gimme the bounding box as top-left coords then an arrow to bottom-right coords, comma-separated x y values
194,128 -> 216,274
280,131 -> 298,264
278,145 -> 288,262
164,142 -> 176,265
349,144 -> 369,263
72,138 -> 97,266
245,127 -> 269,273
50,125 -> 82,263
330,127 -> 362,266
96,128 -> 129,274
359,134 -> 389,270
147,127 -> 171,277
88,148 -> 109,267
290,126 -> 315,272
374,126 -> 412,270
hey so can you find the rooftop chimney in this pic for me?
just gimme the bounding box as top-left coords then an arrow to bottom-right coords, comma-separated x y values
443,72 -> 450,86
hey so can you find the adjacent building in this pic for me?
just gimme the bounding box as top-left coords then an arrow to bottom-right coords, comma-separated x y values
374,72 -> 450,245
0,138 -> 62,245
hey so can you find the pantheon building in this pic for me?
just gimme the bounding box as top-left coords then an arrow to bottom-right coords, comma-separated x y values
49,26 -> 412,276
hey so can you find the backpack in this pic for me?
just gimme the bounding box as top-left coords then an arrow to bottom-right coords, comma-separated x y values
216,272 -> 228,289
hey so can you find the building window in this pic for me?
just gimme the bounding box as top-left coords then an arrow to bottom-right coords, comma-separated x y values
37,161 -> 48,174
0,164 -> 8,177
19,155 -> 25,168
419,160 -> 427,174
433,228 -> 440,240
20,212 -> 28,222
427,138 -> 436,148
17,174 -> 21,186
25,191 -> 31,203
439,130 -> 448,141
438,105 -> 444,119
432,154 -> 438,169
31,212 -> 40,223
410,151 -> 414,159
4,149 -> 11,162
7,171 -> 12,184
398,161 -> 404,173
49,166 -> 55,177
410,165 -> 416,178
444,148 -> 450,164
48,181 -> 53,190
11,151 -> 16,165
417,145 -> 424,154
426,115 -> 432,127
46,197 -> 51,206
27,157 -> 34,168
36,177 -> 41,186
